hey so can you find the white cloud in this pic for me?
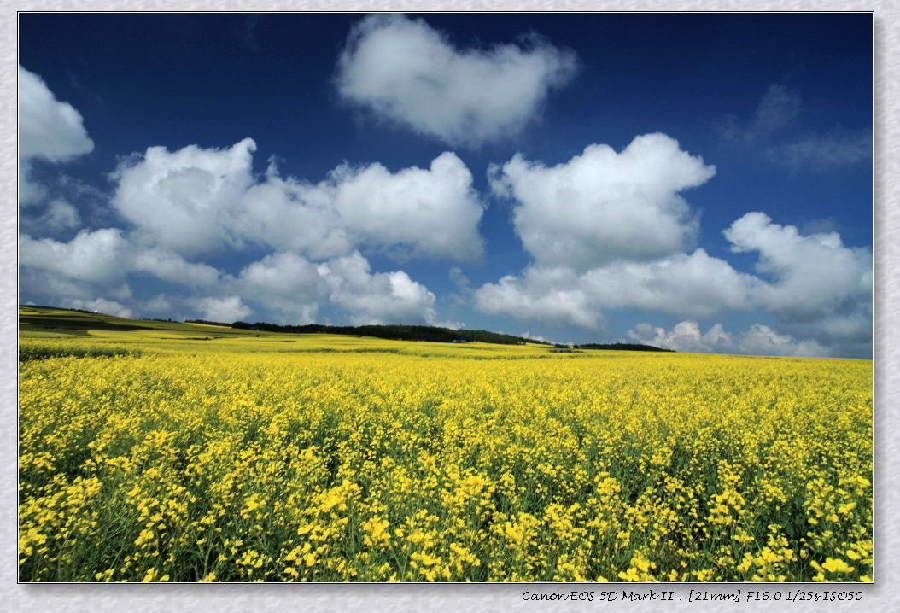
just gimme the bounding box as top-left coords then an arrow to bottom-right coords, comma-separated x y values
190,295 -> 251,323
491,133 -> 715,268
19,66 -> 94,161
474,209 -> 870,357
141,295 -> 174,316
448,266 -> 470,292
20,229 -> 130,285
522,331 -> 549,344
783,312 -> 871,345
20,229 -> 222,290
228,250 -> 444,326
238,251 -> 325,299
20,199 -> 81,235
476,129 -> 868,356
110,138 -> 257,255
19,269 -> 102,303
800,217 -> 839,236
578,249 -> 759,316
111,141 -> 482,261
19,163 -> 46,206
319,252 -> 438,325
447,265 -> 473,307
235,251 -> 326,324
240,176 -> 352,261
336,14 -> 577,146
750,85 -> 802,137
434,319 -> 465,331
63,298 -> 133,319
19,65 -> 94,206
627,321 -> 828,357
736,323 -> 829,357
725,212 -> 872,321
25,131 -> 480,326
129,247 -> 222,287
19,232 -> 447,330
474,249 -> 758,328
329,152 -> 483,260
628,321 -> 732,353
474,266 -> 600,329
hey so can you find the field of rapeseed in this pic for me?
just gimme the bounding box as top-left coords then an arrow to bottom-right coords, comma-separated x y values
18,310 -> 872,582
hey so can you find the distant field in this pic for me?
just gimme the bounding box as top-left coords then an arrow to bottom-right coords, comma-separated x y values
18,307 -> 873,582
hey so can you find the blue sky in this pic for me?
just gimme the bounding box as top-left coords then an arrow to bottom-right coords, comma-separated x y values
18,12 -> 873,357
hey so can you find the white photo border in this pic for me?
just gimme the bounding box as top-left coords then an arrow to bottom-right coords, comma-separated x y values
4,2 -> 893,612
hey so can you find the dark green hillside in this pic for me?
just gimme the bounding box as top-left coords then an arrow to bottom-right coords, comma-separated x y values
231,321 -> 550,346
573,342 -> 674,353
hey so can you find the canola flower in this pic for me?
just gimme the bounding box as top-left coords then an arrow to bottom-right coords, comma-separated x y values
18,335 -> 872,582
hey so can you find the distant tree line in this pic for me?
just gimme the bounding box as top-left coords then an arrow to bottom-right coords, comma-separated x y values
569,342 -> 674,352
184,319 -> 229,326
229,321 -> 672,352
231,321 -> 551,346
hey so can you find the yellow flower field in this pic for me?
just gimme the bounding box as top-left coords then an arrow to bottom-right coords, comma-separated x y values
18,320 -> 872,582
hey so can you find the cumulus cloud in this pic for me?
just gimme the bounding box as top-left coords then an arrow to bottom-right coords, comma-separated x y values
17,68 -> 464,328
16,71 -> 468,328
20,173 -> 114,238
475,128 -> 869,357
111,138 -> 257,255
111,141 -> 483,261
336,14 -> 577,146
628,321 -> 828,357
474,266 -> 599,329
522,331 -> 549,344
20,229 -> 222,289
446,265 -> 473,307
19,163 -> 46,206
228,250 -> 444,326
318,252 -> 438,325
142,295 -> 175,316
190,296 -> 252,323
19,268 -> 104,304
434,319 -> 465,331
20,229 -> 130,285
18,226 -> 231,326
628,321 -> 731,353
475,249 -> 758,329
577,250 -> 759,316
238,175 -> 353,261
22,140 -> 461,328
736,323 -> 829,357
129,247 -> 222,288
329,152 -> 483,260
725,212 -> 871,321
491,133 -> 715,268
475,209 -> 870,358
63,298 -> 133,319
235,251 -> 327,324
20,199 -> 81,235
19,65 -> 94,162
19,65 -> 94,208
